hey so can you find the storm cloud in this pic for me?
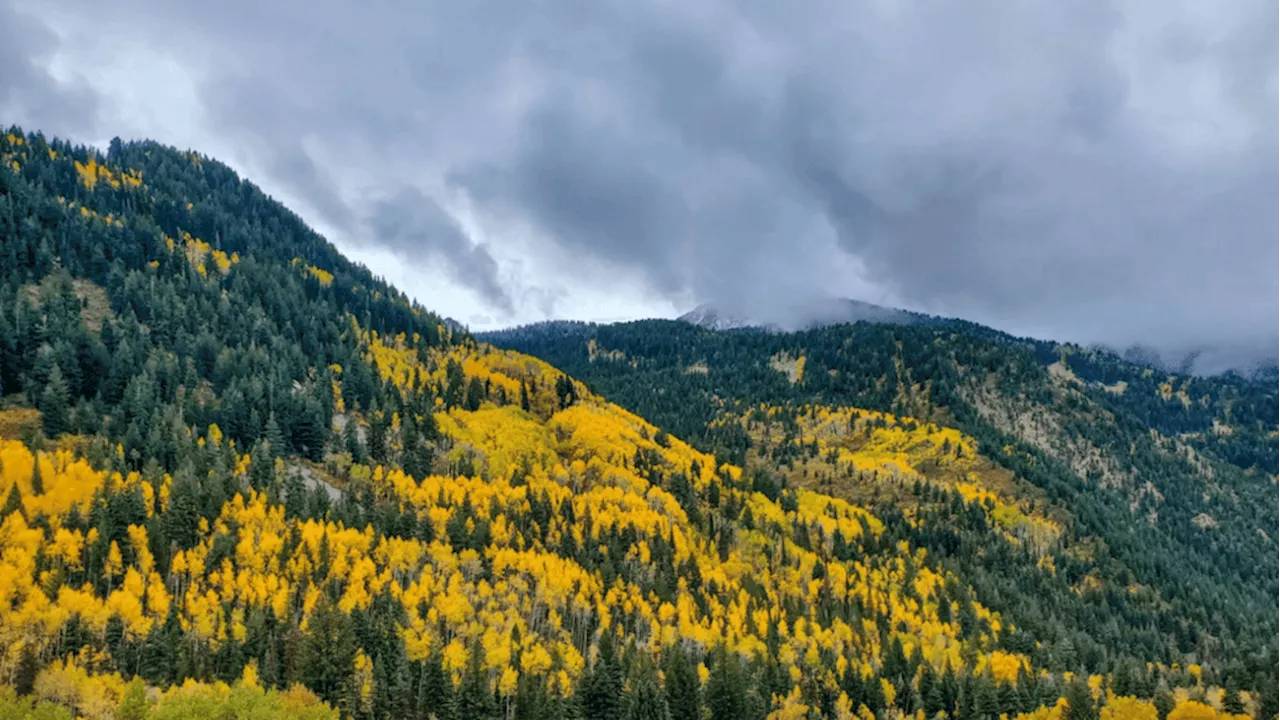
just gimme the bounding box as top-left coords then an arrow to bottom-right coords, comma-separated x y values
4,0 -> 1277,368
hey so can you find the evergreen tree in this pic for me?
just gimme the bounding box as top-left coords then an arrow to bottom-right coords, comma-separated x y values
163,471 -> 201,551
663,643 -> 701,720
1256,675 -> 1279,720
705,647 -> 746,720
301,596 -> 358,707
29,453 -> 43,495
39,362 -> 71,436
1065,678 -> 1098,720
457,642 -> 498,720
1223,674 -> 1245,715
975,675 -> 1001,720
1153,689 -> 1175,720
625,658 -> 672,720
955,678 -> 975,720
580,632 -> 623,720
264,412 -> 286,456
2,483 -> 22,518
14,644 -> 38,696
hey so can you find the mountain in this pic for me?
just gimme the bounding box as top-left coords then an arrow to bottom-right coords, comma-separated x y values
484,319 -> 1280,702
678,297 -> 934,332
1,126 -> 1274,720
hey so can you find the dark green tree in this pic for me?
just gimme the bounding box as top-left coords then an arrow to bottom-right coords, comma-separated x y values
1256,676 -> 1278,720
456,642 -> 498,720
705,647 -> 746,720
1064,678 -> 1098,720
580,632 -> 623,720
624,658 -> 672,720
663,642 -> 701,720
14,644 -> 39,696
300,596 -> 358,706
29,453 -> 43,495
2,483 -> 22,519
39,363 -> 71,436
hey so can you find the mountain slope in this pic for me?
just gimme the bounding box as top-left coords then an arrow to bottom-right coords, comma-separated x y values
483,318 -> 1279,697
0,128 -> 1272,720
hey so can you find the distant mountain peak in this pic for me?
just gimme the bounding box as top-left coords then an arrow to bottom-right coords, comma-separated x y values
676,303 -> 760,331
678,297 -> 934,332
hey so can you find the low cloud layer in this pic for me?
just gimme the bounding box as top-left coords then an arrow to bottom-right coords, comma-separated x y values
4,0 -> 1277,369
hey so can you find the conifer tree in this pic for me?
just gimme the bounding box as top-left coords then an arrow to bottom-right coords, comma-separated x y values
664,645 -> 702,720
705,647 -> 746,720
39,363 -> 71,437
1065,678 -> 1098,720
13,644 -> 38,696
2,483 -> 22,518
28,453 -> 42,495
457,642 -> 499,720
301,596 -> 358,707
1153,688 -> 1175,720
1223,674 -> 1245,715
1256,675 -> 1279,720
580,632 -> 623,720
625,658 -> 672,720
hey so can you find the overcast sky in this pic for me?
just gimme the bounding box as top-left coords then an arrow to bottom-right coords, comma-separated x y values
2,0 -> 1276,370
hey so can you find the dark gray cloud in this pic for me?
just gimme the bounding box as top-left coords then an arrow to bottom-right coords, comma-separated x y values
0,2 -> 99,138
366,186 -> 514,315
5,0 -> 1277,369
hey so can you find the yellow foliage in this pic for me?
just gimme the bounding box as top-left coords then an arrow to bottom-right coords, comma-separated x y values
1102,696 -> 1158,720
1168,701 -> 1218,720
305,265 -> 334,286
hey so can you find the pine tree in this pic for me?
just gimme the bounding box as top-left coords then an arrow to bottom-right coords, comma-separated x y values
28,453 -> 43,495
1065,678 -> 1098,720
301,596 -> 358,707
975,675 -> 1001,720
998,680 -> 1020,717
1152,689 -> 1175,720
663,639 -> 701,720
705,647 -> 746,720
0,473 -> 24,518
1223,674 -> 1246,715
264,412 -> 286,456
921,666 -> 944,719
625,658 -> 672,720
14,644 -> 39,696
580,632 -> 623,720
164,472 -> 201,550
40,363 -> 71,436
457,642 -> 498,720
139,605 -> 182,686
955,678 -> 975,720
1257,674 -> 1279,720
515,673 -> 551,720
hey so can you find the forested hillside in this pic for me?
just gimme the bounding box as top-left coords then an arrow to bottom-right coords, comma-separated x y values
0,126 -> 1273,720
484,319 -> 1279,709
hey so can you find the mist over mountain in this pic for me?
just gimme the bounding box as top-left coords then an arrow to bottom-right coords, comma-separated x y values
678,297 -> 934,332
673,296 -> 1278,378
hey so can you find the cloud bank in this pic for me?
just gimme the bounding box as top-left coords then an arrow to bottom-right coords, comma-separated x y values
3,0 -> 1276,370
